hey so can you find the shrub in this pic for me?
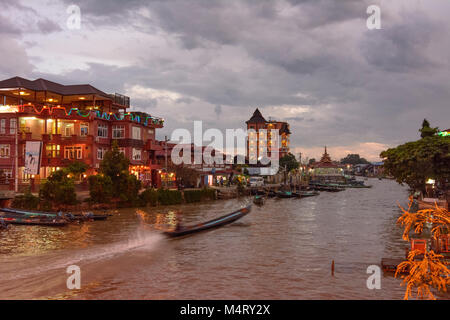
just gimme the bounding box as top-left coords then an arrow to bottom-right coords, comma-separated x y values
157,189 -> 182,205
12,189 -> 39,210
39,170 -> 77,207
88,175 -> 113,203
121,174 -> 141,205
184,188 -> 216,203
139,188 -> 159,206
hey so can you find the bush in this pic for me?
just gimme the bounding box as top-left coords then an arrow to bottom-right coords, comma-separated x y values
88,175 -> 113,203
157,189 -> 182,205
139,188 -> 159,206
39,170 -> 77,207
12,189 -> 39,210
121,174 -> 141,205
184,188 -> 216,203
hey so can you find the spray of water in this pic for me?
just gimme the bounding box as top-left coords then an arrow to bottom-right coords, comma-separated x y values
0,229 -> 164,282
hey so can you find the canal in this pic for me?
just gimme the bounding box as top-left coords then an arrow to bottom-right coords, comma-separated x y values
0,178 -> 447,299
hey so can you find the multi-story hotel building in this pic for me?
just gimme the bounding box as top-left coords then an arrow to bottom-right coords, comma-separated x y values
245,108 -> 291,162
0,76 -> 165,188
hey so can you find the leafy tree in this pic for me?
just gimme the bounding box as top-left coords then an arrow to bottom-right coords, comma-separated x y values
419,118 -> 439,138
396,199 -> 450,300
381,132 -> 450,194
279,153 -> 299,172
99,140 -> 130,189
340,154 -> 370,165
39,170 -> 77,207
66,161 -> 88,179
94,140 -> 141,204
121,174 -> 141,205
308,158 -> 316,165
88,174 -> 113,203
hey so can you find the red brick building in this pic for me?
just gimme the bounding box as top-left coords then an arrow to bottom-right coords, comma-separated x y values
0,76 -> 165,189
245,108 -> 291,162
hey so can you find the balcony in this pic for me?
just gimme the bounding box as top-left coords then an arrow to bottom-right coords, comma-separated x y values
110,93 -> 130,108
144,139 -> 163,151
42,134 -> 94,145
113,138 -> 144,148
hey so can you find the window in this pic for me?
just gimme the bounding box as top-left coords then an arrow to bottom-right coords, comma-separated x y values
97,124 -> 108,138
0,144 -> 10,158
148,128 -> 155,135
119,147 -> 126,155
132,148 -> 141,160
2,169 -> 12,180
64,146 -> 82,159
46,144 -> 60,158
10,119 -> 16,134
132,126 -> 141,140
80,123 -> 88,136
64,126 -> 73,137
0,119 -> 5,134
112,125 -> 125,139
97,147 -> 107,160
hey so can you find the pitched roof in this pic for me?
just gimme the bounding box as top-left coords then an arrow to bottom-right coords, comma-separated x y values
0,76 -> 111,99
314,146 -> 338,168
246,108 -> 266,124
279,122 -> 291,135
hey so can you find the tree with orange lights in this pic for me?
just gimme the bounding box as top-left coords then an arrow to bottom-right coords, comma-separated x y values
395,198 -> 450,299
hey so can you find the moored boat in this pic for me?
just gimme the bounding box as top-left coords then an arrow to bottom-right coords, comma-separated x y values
276,191 -> 296,198
0,218 -> 9,229
267,190 -> 277,198
163,205 -> 252,237
1,216 -> 68,226
0,208 -> 110,222
253,195 -> 265,205
299,190 -> 320,197
310,184 -> 345,192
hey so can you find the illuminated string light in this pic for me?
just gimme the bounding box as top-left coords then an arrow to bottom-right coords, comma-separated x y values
16,104 -> 164,126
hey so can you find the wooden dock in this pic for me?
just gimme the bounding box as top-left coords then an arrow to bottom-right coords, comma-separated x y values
381,258 -> 409,274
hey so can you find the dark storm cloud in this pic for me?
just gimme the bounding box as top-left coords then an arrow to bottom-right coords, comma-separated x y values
13,0 -> 450,160
1,0 -> 62,35
360,13 -> 438,73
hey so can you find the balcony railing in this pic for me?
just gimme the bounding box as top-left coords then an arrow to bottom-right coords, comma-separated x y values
110,93 -> 130,108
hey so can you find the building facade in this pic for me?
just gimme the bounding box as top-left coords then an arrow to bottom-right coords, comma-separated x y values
0,76 -> 165,189
245,108 -> 291,162
310,147 -> 345,183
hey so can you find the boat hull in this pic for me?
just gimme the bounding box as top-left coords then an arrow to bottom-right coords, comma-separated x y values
253,196 -> 265,205
1,216 -> 68,226
0,208 -> 110,221
163,205 -> 251,238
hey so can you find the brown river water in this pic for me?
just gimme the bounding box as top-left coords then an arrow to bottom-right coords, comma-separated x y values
0,178 -> 448,300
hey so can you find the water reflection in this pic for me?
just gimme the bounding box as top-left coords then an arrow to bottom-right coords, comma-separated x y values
0,179 -> 448,299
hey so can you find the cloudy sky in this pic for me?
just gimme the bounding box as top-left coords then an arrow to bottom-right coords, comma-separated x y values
1,0 -> 449,161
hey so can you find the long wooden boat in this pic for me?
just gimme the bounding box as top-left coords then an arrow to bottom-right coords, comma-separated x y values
267,190 -> 277,198
276,191 -> 297,198
0,218 -> 9,229
1,216 -> 68,226
298,190 -> 320,197
0,208 -> 110,221
310,184 -> 345,192
163,205 -> 252,238
253,195 -> 265,205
